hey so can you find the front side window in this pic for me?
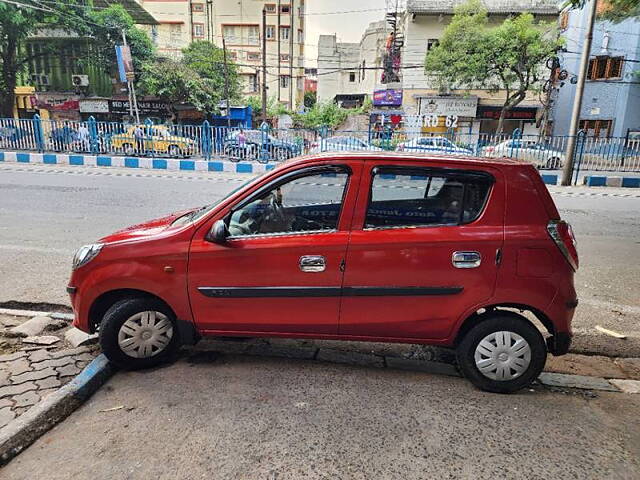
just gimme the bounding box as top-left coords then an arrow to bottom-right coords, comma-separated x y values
228,169 -> 349,237
365,168 -> 493,229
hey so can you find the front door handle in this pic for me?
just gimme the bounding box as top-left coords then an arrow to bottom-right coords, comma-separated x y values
300,255 -> 326,273
452,251 -> 482,269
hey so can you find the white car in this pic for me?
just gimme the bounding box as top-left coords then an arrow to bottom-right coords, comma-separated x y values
396,136 -> 473,156
309,136 -> 383,153
484,140 -> 565,169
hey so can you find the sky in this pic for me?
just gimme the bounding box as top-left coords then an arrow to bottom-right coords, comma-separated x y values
305,0 -> 389,66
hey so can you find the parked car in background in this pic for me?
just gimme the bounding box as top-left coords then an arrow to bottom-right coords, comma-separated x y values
396,136 -> 474,156
309,136 -> 383,153
483,140 -> 565,169
223,130 -> 302,162
68,152 -> 578,394
109,125 -> 196,157
581,143 -> 640,169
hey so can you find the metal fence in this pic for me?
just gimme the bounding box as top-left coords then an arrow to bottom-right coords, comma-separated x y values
1,115 -> 639,173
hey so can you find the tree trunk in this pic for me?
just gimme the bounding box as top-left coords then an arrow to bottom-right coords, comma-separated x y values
497,90 -> 527,136
1,37 -> 19,118
496,107 -> 508,135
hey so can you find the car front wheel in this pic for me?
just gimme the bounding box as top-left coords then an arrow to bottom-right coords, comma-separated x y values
99,297 -> 181,369
457,313 -> 547,393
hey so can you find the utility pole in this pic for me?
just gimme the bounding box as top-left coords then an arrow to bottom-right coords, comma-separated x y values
277,0 -> 281,104
562,0 -> 598,186
121,30 -> 140,124
262,7 -> 268,123
222,35 -> 231,129
206,0 -> 213,42
289,0 -> 294,110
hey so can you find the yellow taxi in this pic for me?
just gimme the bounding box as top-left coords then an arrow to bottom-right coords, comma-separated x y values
109,125 -> 196,157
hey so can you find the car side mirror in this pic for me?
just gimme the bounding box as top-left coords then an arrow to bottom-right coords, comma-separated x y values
207,219 -> 229,244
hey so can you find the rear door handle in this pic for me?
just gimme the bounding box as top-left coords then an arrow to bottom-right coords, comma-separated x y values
299,255 -> 326,273
452,251 -> 481,269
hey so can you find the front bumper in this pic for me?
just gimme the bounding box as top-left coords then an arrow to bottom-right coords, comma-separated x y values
547,332 -> 572,356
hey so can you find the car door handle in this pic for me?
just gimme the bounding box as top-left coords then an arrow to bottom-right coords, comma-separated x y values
452,251 -> 482,269
299,255 -> 326,273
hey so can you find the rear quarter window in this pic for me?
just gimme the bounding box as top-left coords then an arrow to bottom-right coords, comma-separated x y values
365,167 -> 494,229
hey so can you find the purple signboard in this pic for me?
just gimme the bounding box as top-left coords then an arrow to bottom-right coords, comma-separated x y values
373,89 -> 403,107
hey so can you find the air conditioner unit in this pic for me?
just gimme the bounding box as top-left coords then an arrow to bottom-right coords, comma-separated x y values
71,74 -> 89,87
39,75 -> 50,86
30,73 -> 40,85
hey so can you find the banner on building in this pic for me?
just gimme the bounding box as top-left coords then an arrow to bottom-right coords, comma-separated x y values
79,99 -> 110,113
115,45 -> 134,83
477,106 -> 537,121
373,89 -> 403,107
418,96 -> 478,117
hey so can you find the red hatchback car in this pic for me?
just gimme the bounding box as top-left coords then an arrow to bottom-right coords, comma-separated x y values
68,153 -> 578,393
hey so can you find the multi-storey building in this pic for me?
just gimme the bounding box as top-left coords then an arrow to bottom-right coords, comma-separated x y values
552,3 -> 640,138
138,0 -> 306,109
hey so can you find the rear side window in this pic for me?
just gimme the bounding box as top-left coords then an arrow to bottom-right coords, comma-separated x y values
365,167 -> 493,229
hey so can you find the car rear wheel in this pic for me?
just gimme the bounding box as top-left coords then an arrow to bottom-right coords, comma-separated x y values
546,157 -> 562,169
99,297 -> 181,369
123,143 -> 135,155
168,145 -> 182,158
457,313 -> 547,393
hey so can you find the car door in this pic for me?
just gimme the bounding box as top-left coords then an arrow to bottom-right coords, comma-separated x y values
188,162 -> 362,335
339,162 -> 505,341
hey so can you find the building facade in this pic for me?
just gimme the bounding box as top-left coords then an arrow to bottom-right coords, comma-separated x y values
399,0 -> 559,136
317,21 -> 389,107
138,0 -> 306,109
552,3 -> 640,138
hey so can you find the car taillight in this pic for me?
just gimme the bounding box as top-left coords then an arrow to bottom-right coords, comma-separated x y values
310,142 -> 318,149
547,220 -> 579,271
486,146 -> 495,153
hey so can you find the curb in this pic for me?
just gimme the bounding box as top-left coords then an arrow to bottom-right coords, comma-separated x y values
0,151 -> 276,175
0,354 -> 114,465
539,173 -> 640,187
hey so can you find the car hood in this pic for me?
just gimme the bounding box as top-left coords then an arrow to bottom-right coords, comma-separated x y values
99,208 -> 197,243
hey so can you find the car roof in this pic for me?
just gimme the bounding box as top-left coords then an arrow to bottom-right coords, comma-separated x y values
287,151 -> 529,168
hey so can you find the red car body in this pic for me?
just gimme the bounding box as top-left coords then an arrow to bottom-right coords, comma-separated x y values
68,153 -> 577,356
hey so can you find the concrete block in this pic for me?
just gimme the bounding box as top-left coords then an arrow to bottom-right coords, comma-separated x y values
541,174 -> 558,185
621,177 -> 640,188
614,358 -> 640,380
538,372 -> 618,391
605,176 -> 623,187
544,353 -> 625,379
64,328 -> 98,348
8,316 -> 52,338
609,379 -> 640,394
584,176 -> 607,187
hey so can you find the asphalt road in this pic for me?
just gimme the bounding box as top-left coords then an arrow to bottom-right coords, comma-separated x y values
3,353 -> 640,479
1,162 -> 638,338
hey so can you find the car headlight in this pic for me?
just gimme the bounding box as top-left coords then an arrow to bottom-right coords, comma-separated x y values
72,243 -> 103,270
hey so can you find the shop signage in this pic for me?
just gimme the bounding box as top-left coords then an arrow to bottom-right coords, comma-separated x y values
109,100 -> 171,115
418,96 -> 478,117
79,99 -> 109,113
373,89 -> 403,107
477,106 -> 538,120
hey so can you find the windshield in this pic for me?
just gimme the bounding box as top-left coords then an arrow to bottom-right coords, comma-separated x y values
171,174 -> 265,226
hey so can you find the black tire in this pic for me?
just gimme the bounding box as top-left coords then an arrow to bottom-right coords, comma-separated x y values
457,313 -> 547,394
99,297 -> 181,370
546,157 -> 562,169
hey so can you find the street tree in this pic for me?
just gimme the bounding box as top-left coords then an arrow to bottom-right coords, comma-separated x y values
0,0 -> 88,117
424,0 -> 561,133
87,5 -> 155,80
304,91 -> 317,108
139,42 -> 240,117
568,0 -> 639,21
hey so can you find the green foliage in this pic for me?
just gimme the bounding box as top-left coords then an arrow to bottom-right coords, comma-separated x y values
182,41 -> 241,103
0,0 -> 88,115
424,0 -> 561,131
86,5 -> 155,79
292,101 -> 350,129
139,41 -> 241,114
303,90 -> 317,108
245,95 -> 290,119
567,0 -> 640,21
